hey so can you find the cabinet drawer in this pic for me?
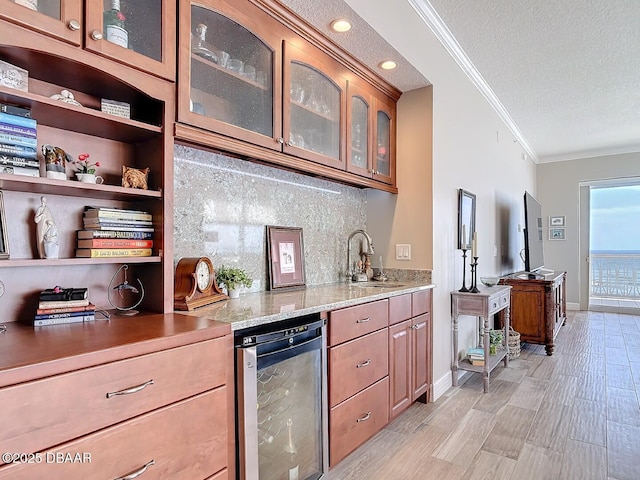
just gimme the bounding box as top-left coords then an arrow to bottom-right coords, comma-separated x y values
0,336 -> 228,459
412,289 -> 431,316
0,388 -> 228,479
329,376 -> 389,467
389,294 -> 411,325
329,299 -> 388,345
489,290 -> 510,315
329,328 -> 388,406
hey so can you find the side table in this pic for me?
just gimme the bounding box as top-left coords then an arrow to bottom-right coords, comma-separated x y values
451,285 -> 511,393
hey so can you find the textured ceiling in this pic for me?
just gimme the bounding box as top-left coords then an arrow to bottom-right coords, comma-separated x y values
281,0 -> 640,164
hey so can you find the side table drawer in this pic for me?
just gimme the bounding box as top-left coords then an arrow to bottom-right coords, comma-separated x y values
0,336 -> 228,460
489,290 -> 510,315
329,328 -> 388,406
329,300 -> 388,346
329,376 -> 389,467
0,388 -> 228,479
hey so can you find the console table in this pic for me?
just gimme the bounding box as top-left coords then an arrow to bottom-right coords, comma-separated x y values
499,271 -> 566,355
450,285 -> 511,393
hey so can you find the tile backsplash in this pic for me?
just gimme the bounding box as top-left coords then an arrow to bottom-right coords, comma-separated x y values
173,145 -> 368,292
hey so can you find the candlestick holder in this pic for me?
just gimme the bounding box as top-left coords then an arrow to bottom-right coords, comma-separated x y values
458,248 -> 469,292
470,257 -> 480,293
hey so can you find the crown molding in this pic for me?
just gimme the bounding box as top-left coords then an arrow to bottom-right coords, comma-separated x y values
407,0 -> 538,162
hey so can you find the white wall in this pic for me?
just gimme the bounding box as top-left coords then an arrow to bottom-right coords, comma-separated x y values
347,0 -> 536,398
537,152 -> 640,308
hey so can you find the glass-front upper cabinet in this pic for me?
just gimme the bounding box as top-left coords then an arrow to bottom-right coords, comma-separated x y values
178,0 -> 282,150
0,0 -> 175,80
372,94 -> 396,185
346,81 -> 372,178
283,41 -> 345,169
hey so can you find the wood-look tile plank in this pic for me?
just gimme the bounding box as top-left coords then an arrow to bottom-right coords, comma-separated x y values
433,409 -> 496,468
575,371 -> 607,402
510,442 -> 563,480
543,372 -> 579,407
606,420 -> 640,480
424,387 -> 484,433
481,404 -> 536,459
508,376 -> 549,411
606,386 -> 640,427
568,397 -> 607,446
385,400 -> 438,435
471,379 -> 519,415
559,438 -> 607,480
605,346 -> 629,366
461,450 -> 516,480
605,364 -> 635,390
493,358 -> 532,383
526,399 -> 572,453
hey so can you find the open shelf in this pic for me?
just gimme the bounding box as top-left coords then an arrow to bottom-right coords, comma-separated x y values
0,256 -> 162,268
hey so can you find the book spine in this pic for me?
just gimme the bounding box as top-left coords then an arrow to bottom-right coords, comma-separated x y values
33,314 -> 96,326
0,142 -> 37,159
0,111 -> 37,128
76,248 -> 152,258
0,122 -> 37,138
79,225 -> 154,232
0,164 -> 39,177
37,304 -> 95,315
0,103 -> 31,118
83,219 -> 153,227
0,154 -> 40,168
0,131 -> 37,147
84,209 -> 153,221
77,230 -> 154,240
38,299 -> 90,309
77,239 -> 153,248
35,309 -> 95,320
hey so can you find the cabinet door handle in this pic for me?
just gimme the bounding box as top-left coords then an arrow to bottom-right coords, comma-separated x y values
356,317 -> 370,324
356,359 -> 371,368
106,379 -> 154,398
356,411 -> 371,423
286,140 -> 294,147
276,137 -> 284,144
91,30 -> 104,41
411,324 -> 420,330
113,460 -> 155,480
68,19 -> 81,31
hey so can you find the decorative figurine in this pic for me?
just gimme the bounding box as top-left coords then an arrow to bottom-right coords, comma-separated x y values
34,196 -> 57,259
42,144 -> 71,180
122,165 -> 149,189
49,89 -> 82,107
108,264 -> 145,315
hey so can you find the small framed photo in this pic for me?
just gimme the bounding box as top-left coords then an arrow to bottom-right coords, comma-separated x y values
549,228 -> 566,241
0,191 -> 9,259
549,215 -> 565,227
267,226 -> 306,291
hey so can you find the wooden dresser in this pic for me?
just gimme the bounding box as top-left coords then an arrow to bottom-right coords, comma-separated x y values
0,314 -> 234,480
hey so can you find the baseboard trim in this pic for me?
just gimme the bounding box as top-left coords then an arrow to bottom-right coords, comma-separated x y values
567,302 -> 580,311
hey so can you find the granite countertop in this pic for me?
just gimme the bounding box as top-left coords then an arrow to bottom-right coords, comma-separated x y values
186,282 -> 435,331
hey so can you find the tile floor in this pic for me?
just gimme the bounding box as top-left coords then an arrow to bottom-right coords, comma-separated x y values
326,310 -> 640,480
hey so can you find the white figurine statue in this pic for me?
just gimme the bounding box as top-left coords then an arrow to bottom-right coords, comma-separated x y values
35,196 -> 56,259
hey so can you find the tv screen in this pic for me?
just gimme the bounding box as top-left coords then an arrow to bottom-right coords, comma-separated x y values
523,191 -> 544,273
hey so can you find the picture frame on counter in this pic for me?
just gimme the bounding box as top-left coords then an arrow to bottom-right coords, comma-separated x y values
267,225 -> 306,291
0,191 -> 9,259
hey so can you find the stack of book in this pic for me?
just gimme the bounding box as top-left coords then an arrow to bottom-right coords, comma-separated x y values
0,103 -> 39,177
34,287 -> 95,326
76,207 -> 154,258
467,347 -> 486,366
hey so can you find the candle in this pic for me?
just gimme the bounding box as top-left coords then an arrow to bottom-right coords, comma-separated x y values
472,231 -> 478,257
461,224 -> 466,249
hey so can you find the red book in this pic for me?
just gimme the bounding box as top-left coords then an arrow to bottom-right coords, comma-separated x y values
76,238 -> 153,249
36,303 -> 96,315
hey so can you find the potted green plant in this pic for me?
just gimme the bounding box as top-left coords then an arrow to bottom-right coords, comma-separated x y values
489,329 -> 504,355
216,264 -> 253,298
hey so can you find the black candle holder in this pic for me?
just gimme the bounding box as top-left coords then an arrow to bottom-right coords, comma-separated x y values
470,257 -> 480,293
458,248 -> 469,292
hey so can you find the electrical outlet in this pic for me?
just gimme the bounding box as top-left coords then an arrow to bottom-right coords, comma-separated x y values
395,244 -> 411,261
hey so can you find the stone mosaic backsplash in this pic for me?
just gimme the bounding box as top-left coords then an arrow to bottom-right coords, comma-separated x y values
173,145 -> 369,292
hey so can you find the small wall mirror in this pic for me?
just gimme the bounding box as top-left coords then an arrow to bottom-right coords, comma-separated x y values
458,189 -> 476,249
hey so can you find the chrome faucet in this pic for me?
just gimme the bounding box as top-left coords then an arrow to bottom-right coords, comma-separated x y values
347,229 -> 375,282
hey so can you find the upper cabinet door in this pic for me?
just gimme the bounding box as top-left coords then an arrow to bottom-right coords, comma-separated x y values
346,80 -> 372,178
283,41 -> 345,169
372,94 -> 396,185
85,0 -> 175,80
0,0 -> 83,45
178,0 -> 282,150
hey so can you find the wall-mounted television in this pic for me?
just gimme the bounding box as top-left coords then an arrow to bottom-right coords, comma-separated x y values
523,191 -> 544,273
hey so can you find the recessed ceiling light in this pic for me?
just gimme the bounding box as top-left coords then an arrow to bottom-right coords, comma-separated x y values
331,19 -> 352,33
379,60 -> 397,70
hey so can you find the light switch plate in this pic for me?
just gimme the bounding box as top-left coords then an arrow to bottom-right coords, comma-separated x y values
395,244 -> 411,261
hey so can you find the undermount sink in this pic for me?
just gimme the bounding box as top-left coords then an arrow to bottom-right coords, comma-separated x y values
351,282 -> 406,289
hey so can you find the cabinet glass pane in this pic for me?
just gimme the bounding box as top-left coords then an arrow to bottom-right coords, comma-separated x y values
103,0 -> 162,61
351,96 -> 368,169
189,6 -> 273,137
376,111 -> 391,177
289,62 -> 340,159
16,0 -> 60,19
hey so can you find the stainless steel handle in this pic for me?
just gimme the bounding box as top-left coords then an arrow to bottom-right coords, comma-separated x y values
91,30 -> 104,41
356,411 -> 371,423
356,359 -> 371,368
106,379 -> 154,399
286,140 -> 294,146
356,317 -> 370,324
411,324 -> 420,330
114,460 -> 155,480
68,19 -> 81,31
276,137 -> 284,144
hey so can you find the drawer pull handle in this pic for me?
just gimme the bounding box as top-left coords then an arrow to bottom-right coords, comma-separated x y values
356,359 -> 371,368
106,379 -> 154,399
493,303 -> 497,309
356,411 -> 372,423
356,317 -> 370,324
114,459 -> 155,480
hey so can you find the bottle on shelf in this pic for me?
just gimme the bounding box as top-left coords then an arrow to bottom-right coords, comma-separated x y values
104,0 -> 129,49
191,23 -> 219,63
285,418 -> 299,480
